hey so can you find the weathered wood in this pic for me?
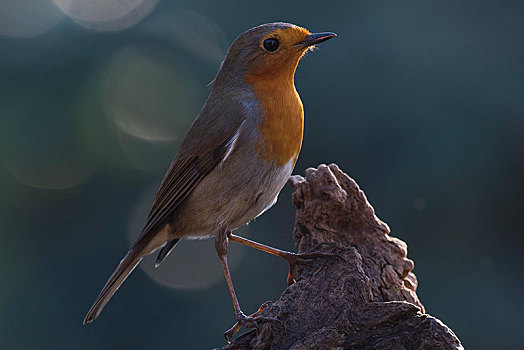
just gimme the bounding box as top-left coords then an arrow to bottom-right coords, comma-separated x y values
222,164 -> 463,350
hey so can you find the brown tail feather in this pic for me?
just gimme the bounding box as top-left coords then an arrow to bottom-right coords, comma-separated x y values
83,248 -> 143,324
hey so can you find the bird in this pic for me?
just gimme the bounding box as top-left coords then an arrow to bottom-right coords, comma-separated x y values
84,22 -> 336,341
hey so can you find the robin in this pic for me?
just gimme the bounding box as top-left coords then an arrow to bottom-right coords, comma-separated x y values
84,22 -> 336,341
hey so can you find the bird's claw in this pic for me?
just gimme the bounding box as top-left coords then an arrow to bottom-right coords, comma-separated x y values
224,301 -> 280,343
284,251 -> 345,286
224,310 -> 282,343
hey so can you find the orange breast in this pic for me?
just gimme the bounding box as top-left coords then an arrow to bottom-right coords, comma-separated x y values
246,77 -> 304,167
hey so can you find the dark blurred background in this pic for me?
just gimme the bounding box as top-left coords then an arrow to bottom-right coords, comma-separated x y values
1,0 -> 522,348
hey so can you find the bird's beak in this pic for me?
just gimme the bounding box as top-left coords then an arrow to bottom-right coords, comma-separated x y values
296,32 -> 337,48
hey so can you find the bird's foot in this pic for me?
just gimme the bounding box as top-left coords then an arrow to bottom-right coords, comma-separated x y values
283,251 -> 345,286
224,302 -> 281,343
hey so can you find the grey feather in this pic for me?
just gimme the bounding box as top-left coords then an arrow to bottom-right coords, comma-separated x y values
155,238 -> 180,268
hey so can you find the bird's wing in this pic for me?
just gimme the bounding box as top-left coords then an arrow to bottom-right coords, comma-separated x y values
84,112 -> 245,324
137,111 -> 245,240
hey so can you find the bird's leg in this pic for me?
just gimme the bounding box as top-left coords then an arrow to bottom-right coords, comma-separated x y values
227,233 -> 341,286
216,231 -> 280,343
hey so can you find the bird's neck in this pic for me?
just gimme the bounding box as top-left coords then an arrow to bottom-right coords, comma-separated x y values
245,73 -> 304,168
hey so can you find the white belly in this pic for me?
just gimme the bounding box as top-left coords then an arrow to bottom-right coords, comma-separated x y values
254,157 -> 295,219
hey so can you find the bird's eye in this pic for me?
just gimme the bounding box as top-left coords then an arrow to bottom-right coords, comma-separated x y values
263,38 -> 279,52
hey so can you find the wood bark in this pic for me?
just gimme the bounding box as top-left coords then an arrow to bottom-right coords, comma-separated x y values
222,164 -> 463,350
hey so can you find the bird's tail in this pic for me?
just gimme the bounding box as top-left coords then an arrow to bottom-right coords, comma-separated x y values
83,247 -> 144,324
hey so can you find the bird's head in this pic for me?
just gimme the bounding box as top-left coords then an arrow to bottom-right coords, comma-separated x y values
215,22 -> 335,86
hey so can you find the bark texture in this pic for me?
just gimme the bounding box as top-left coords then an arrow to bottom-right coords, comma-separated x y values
222,164 -> 463,350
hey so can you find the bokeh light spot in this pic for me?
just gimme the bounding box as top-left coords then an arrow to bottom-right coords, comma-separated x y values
0,0 -> 63,38
102,45 -> 199,143
51,0 -> 158,31
168,9 -> 227,64
101,45 -> 201,174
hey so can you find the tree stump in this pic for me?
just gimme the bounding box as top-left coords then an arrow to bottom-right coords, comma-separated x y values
222,164 -> 463,350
